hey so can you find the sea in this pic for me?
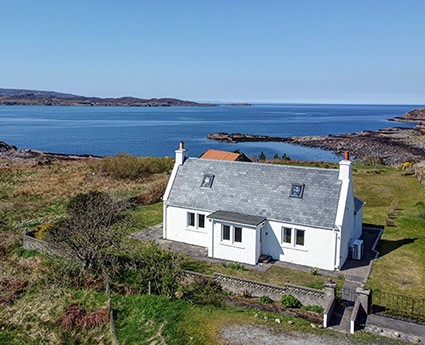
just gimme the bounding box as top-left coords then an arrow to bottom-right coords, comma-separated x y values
0,104 -> 422,162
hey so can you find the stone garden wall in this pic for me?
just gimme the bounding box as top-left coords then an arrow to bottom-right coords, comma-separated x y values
184,270 -> 329,307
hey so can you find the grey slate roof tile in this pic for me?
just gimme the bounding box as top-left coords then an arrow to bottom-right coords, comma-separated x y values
167,158 -> 342,229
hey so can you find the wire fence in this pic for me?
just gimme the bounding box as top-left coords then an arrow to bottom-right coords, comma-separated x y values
372,290 -> 425,322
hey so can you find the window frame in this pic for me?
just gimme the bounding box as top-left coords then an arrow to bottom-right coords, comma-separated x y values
187,212 -> 195,227
234,226 -> 242,243
201,174 -> 214,188
290,183 -> 305,198
282,227 -> 292,244
198,214 -> 205,228
222,224 -> 231,241
220,223 -> 244,245
295,229 -> 305,246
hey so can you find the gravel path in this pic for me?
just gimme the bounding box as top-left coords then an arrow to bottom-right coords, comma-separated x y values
219,324 -> 396,345
220,325 -> 345,345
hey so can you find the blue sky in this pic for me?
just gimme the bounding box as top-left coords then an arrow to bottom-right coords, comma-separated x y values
1,1 -> 424,104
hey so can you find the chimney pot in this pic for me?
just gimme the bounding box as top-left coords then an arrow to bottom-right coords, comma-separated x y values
344,151 -> 349,161
179,141 -> 184,150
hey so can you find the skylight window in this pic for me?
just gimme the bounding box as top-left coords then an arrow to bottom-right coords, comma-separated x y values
201,174 -> 214,188
290,183 -> 305,198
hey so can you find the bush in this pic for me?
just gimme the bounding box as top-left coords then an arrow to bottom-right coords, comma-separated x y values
181,276 -> 226,306
301,305 -> 324,313
242,289 -> 252,298
281,294 -> 301,308
309,267 -> 319,276
222,261 -> 246,271
34,223 -> 54,240
93,154 -> 174,180
137,178 -> 168,205
259,296 -> 273,304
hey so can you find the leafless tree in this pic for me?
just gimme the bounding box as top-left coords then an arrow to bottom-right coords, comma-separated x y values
48,191 -> 132,290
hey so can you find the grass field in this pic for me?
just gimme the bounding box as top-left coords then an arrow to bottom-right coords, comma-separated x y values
1,157 -> 424,343
353,166 -> 425,298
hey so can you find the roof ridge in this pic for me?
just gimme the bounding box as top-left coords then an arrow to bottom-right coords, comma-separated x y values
187,157 -> 339,173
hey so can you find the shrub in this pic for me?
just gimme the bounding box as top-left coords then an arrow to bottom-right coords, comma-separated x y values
355,156 -> 386,166
137,178 -> 168,205
92,154 -> 173,180
57,303 -> 109,330
281,294 -> 301,308
309,267 -> 319,276
182,276 -> 226,306
301,305 -> 324,313
259,296 -> 273,304
222,261 -> 246,271
34,223 -> 54,240
242,289 -> 252,298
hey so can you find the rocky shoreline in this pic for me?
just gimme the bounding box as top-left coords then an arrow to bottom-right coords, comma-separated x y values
0,141 -> 100,164
208,108 -> 425,165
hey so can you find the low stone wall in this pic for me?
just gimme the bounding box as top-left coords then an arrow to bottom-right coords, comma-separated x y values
22,230 -> 63,256
184,270 -> 328,307
23,233 -> 329,308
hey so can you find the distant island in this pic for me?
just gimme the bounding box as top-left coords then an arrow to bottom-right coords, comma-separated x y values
0,88 -> 216,107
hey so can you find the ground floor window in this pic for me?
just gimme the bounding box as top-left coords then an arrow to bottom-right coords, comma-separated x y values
221,224 -> 243,244
234,227 -> 242,242
281,227 -> 306,247
187,212 -> 195,227
282,227 -> 292,244
222,225 -> 231,240
296,229 -> 305,246
198,214 -> 205,228
187,212 -> 206,230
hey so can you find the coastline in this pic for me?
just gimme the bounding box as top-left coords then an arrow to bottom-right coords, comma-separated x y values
208,108 -> 425,165
0,141 -> 101,164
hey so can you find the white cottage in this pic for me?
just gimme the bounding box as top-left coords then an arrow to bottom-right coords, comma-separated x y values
163,143 -> 364,271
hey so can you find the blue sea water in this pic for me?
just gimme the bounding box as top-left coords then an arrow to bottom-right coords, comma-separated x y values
0,104 -> 421,162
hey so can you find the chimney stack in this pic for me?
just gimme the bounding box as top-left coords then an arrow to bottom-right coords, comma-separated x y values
338,151 -> 352,181
344,151 -> 349,161
175,141 -> 187,165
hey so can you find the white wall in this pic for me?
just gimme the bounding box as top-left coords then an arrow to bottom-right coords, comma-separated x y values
339,181 -> 355,267
165,205 -> 210,248
211,220 -> 259,265
354,207 -> 363,239
261,220 -> 337,271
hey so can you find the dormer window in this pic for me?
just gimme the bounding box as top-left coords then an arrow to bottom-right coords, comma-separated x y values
201,174 -> 214,188
290,183 -> 304,198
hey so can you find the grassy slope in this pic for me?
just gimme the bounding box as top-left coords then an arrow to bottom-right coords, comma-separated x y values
1,159 -> 424,344
353,166 -> 425,298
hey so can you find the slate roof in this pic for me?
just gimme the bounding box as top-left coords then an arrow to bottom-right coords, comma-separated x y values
166,158 -> 343,229
207,210 -> 266,226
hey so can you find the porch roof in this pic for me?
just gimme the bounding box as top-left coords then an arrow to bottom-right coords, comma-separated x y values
207,210 -> 266,226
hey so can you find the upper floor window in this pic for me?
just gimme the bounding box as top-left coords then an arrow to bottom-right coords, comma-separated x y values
290,184 -> 305,198
201,174 -> 214,188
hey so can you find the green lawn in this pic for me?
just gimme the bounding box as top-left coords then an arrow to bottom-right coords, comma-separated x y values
183,259 -> 344,291
353,166 -> 425,298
